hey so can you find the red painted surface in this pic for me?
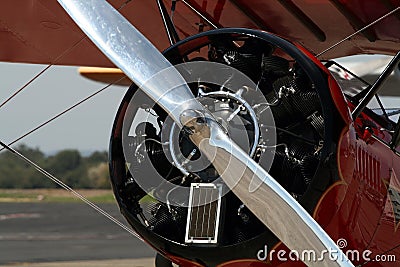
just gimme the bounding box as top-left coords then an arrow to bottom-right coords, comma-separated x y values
295,42 -> 352,123
0,0 -> 399,67
214,92 -> 400,267
312,105 -> 398,266
163,58 -> 400,266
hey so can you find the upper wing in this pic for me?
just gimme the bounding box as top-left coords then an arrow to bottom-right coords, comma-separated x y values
1,0 -> 399,67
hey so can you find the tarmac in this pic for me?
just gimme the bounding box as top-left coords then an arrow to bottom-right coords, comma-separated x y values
0,202 -> 156,266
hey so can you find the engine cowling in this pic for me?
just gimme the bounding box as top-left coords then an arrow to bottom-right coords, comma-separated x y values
109,29 -> 344,267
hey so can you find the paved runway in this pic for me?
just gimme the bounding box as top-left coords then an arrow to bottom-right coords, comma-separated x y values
0,202 -> 155,265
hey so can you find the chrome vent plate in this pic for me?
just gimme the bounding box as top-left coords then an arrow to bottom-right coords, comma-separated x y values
185,183 -> 222,244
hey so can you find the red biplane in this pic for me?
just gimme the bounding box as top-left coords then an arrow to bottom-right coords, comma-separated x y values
1,0 -> 400,266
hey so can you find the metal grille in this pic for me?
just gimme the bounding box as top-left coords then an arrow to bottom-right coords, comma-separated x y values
185,183 -> 222,244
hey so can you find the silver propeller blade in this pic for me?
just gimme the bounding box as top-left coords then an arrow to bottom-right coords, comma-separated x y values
57,0 -> 203,124
184,115 -> 353,267
58,1 -> 353,266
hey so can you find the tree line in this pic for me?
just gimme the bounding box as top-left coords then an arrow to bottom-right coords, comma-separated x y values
0,144 -> 110,189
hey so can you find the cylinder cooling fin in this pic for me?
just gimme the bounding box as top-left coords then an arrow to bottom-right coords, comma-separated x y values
109,29 -> 336,267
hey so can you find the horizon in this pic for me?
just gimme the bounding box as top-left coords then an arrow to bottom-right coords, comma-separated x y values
0,62 -> 127,153
1,54 -> 398,153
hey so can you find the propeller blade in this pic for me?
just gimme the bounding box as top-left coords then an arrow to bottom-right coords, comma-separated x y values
57,0 -> 203,124
182,112 -> 353,267
58,1 -> 353,266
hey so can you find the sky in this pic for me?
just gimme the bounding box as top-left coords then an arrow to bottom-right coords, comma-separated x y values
0,62 -> 127,153
0,55 -> 398,154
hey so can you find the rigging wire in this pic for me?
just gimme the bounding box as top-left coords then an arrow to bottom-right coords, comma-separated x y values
181,0 -> 219,29
0,76 -> 126,153
0,0 -> 133,110
5,0 -> 400,258
0,36 -> 90,110
316,6 -> 400,58
0,66 -> 53,110
0,140 -> 142,241
316,5 -> 400,265
0,0 -> 139,243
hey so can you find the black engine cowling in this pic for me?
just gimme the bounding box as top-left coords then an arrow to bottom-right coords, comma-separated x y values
109,29 -> 338,267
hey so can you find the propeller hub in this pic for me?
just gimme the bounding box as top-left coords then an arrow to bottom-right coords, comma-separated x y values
179,109 -> 207,134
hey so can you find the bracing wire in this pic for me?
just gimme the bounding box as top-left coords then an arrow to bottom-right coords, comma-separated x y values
0,0 -> 133,110
0,140 -> 142,241
316,6 -> 400,58
0,0 -> 139,240
0,76 -> 126,153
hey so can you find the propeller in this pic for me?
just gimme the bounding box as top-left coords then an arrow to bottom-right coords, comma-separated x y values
58,1 -> 353,266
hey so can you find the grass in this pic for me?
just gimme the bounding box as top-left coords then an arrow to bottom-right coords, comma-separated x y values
0,189 -> 116,203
